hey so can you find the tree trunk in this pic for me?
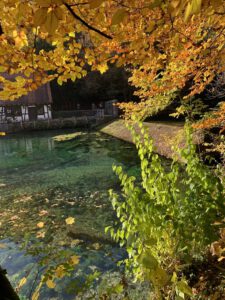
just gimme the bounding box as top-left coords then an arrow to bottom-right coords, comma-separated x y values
0,267 -> 20,300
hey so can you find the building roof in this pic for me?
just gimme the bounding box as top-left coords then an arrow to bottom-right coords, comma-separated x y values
0,73 -> 52,106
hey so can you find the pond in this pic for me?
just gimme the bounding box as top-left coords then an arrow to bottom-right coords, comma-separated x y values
0,130 -> 150,299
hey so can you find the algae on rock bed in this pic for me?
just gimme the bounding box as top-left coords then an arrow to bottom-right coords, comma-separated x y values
0,130 -> 149,299
53,132 -> 87,142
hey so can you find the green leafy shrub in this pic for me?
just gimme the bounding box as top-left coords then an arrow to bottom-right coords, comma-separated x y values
107,122 -> 224,298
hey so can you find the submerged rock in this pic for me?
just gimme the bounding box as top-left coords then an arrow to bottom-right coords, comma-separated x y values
52,132 -> 87,142
68,227 -> 118,247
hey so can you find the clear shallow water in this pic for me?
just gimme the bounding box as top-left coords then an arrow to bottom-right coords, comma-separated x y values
0,130 -> 142,299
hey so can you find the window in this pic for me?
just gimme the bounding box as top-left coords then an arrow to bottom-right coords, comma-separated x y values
37,105 -> 44,115
6,106 -> 22,117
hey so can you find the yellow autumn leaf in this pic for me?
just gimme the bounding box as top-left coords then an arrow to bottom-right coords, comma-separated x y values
147,21 -> 155,33
184,2 -> 192,21
97,63 -> 108,74
191,0 -> 202,14
89,0 -> 105,9
70,255 -> 80,265
52,0 -> 63,5
36,231 -> 45,238
18,277 -> 27,289
218,256 -> 225,262
34,8 -> 48,26
44,11 -> 59,34
111,9 -> 128,26
65,217 -> 75,225
55,265 -> 66,278
32,276 -> 44,300
46,279 -> 56,289
171,0 -> 181,9
38,210 -> 48,216
184,0 -> 202,22
54,7 -> 64,20
12,30 -> 28,49
37,222 -> 44,228
37,0 -> 52,7
31,290 -> 40,300
69,32 -> 75,37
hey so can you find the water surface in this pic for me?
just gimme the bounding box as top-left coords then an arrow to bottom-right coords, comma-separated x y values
0,130 -> 142,299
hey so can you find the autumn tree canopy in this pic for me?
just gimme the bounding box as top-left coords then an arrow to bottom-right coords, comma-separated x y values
0,0 -> 224,123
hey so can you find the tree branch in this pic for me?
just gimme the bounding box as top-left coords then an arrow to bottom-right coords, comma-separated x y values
0,23 -> 3,35
63,2 -> 112,40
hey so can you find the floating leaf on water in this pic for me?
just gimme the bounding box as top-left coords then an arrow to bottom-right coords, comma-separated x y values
218,256 -> 225,262
0,243 -> 7,249
92,242 -> 101,250
67,201 -> 75,206
10,215 -> 19,221
55,265 -> 66,278
37,222 -> 44,228
65,217 -> 75,225
32,290 -> 40,300
71,239 -> 82,246
70,255 -> 80,265
36,231 -> 45,238
38,210 -> 48,216
18,277 -> 27,289
46,279 -> 56,289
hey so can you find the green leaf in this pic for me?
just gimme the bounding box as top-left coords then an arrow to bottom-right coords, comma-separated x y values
140,252 -> 158,270
177,280 -> 193,297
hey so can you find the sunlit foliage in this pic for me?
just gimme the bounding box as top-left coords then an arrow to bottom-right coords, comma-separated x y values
0,1 -> 224,109
107,122 -> 225,298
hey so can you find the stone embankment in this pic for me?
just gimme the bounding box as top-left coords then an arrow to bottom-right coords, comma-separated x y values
0,116 -> 114,133
100,119 -> 203,160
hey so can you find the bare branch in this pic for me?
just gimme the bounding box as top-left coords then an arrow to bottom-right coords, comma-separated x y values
205,72 -> 225,100
63,2 -> 113,40
0,23 -> 3,35
69,2 -> 89,6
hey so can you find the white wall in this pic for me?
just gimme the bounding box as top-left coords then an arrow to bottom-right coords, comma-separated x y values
0,104 -> 52,123
37,105 -> 52,120
22,106 -> 29,121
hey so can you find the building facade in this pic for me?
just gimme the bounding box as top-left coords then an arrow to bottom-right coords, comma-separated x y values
0,77 -> 52,124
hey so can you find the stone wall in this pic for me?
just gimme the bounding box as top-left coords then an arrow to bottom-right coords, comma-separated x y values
0,116 -> 114,133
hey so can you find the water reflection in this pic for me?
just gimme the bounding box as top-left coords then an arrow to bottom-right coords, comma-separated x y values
0,130 -> 143,299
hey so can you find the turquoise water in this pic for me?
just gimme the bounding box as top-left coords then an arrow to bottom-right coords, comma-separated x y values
0,130 -> 144,299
